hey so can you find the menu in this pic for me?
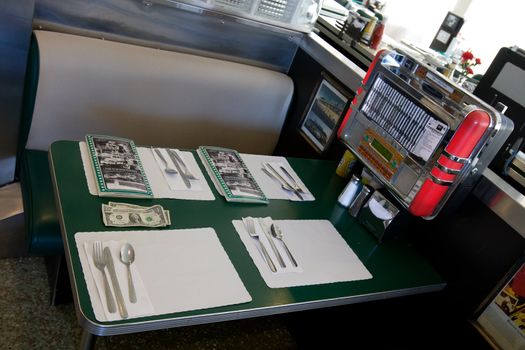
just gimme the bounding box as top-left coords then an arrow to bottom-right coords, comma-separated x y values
85,134 -> 153,198
197,146 -> 268,204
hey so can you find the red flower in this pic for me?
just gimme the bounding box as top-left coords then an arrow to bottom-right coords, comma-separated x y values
475,58 -> 481,65
462,51 -> 474,61
466,67 -> 474,75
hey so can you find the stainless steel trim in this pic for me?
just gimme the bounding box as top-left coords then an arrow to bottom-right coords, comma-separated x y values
34,0 -> 300,73
442,150 -> 470,164
508,168 -> 525,188
82,283 -> 445,336
511,151 -> 525,173
299,33 -> 365,93
429,173 -> 453,186
435,162 -> 461,175
473,168 -> 525,236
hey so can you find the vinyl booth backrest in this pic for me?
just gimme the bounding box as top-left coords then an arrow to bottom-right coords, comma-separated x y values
18,30 -> 294,257
23,30 -> 294,154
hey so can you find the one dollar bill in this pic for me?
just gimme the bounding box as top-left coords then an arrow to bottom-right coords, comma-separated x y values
102,203 -> 171,227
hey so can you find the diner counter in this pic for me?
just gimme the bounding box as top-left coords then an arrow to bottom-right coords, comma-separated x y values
314,15 -> 447,72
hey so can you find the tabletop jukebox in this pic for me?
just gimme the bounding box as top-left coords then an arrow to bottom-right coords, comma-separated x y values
338,49 -> 513,219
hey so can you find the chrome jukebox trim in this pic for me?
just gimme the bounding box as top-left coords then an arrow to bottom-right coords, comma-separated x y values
436,162 -> 461,175
430,173 -> 454,186
442,150 -> 470,164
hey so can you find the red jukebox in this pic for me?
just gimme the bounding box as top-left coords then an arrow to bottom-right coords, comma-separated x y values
338,49 -> 513,219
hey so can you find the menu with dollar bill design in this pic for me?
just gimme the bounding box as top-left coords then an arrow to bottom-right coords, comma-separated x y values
197,146 -> 268,204
86,135 -> 153,198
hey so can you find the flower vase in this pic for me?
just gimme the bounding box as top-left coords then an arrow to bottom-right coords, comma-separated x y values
454,74 -> 467,86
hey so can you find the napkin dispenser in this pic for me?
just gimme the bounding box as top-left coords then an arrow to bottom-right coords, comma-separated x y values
357,190 -> 408,243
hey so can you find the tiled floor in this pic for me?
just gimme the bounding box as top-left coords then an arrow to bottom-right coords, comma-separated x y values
0,257 -> 297,349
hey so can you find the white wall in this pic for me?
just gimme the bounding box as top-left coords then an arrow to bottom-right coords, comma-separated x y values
383,0 -> 456,49
460,0 -> 525,74
382,0 -> 525,74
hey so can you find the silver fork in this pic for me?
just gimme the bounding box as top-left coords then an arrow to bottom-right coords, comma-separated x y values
245,218 -> 276,273
93,241 -> 116,313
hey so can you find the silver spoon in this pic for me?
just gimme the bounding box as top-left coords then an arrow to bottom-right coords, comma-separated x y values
120,243 -> 137,303
270,224 -> 298,267
152,147 -> 178,174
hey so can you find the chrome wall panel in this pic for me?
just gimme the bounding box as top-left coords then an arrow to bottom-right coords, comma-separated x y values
33,0 -> 301,72
0,0 -> 34,186
473,168 -> 525,237
299,33 -> 365,93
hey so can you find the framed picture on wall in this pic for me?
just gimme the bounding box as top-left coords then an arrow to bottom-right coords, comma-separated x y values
474,255 -> 525,349
430,11 -> 464,52
299,77 -> 350,153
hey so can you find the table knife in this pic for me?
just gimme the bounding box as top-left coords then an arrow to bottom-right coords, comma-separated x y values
169,149 -> 195,178
279,166 -> 304,193
266,163 -> 303,200
103,247 -> 129,319
167,149 -> 191,188
259,219 -> 286,268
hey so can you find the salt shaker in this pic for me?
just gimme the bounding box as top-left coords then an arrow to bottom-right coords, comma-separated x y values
337,175 -> 362,207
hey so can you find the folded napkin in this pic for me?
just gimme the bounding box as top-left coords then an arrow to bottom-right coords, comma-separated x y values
233,219 -> 372,288
240,154 -> 315,201
83,240 -> 154,321
80,142 -> 215,200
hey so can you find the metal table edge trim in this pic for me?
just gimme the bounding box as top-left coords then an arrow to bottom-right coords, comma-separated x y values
80,283 -> 445,336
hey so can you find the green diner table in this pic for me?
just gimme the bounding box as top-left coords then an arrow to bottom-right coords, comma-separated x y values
49,140 -> 445,349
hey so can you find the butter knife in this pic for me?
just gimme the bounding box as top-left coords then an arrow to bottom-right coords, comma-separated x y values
103,247 -> 128,319
279,166 -> 304,194
266,163 -> 303,200
259,219 -> 286,268
170,149 -> 197,179
167,149 -> 191,188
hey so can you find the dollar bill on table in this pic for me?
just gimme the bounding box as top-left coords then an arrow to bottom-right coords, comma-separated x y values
107,201 -> 171,224
102,202 -> 171,227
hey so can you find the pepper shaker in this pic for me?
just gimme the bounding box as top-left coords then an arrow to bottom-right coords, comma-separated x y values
348,185 -> 372,217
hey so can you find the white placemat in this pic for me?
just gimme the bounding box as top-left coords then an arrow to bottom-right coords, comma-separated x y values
75,228 -> 252,321
79,142 -> 215,200
233,219 -> 372,288
240,154 -> 315,201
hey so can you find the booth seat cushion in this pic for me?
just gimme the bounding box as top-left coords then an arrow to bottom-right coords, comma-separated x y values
20,150 -> 62,256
